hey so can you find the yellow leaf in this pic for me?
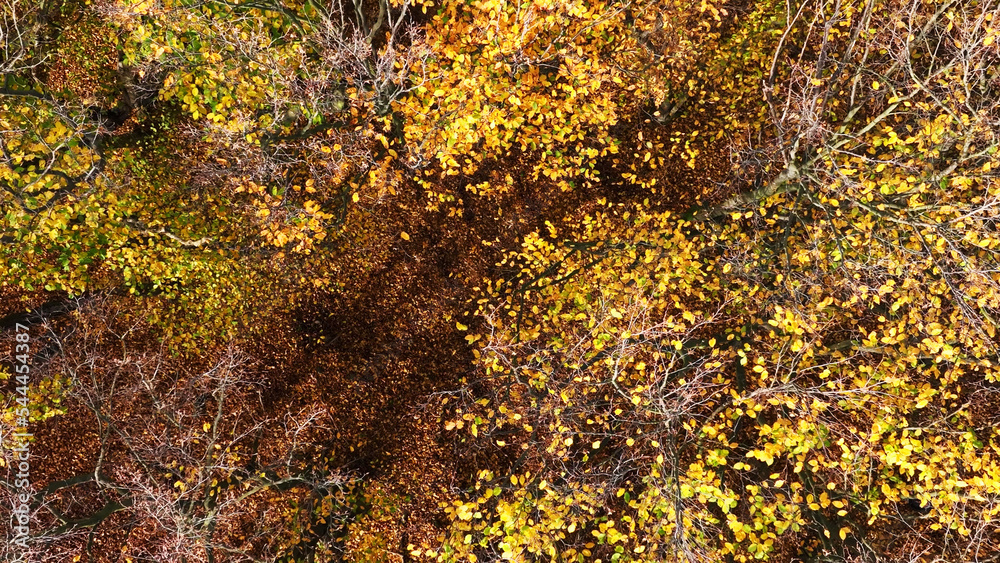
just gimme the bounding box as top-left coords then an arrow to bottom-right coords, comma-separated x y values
401,231 -> 410,240
203,422 -> 211,432
456,322 -> 468,331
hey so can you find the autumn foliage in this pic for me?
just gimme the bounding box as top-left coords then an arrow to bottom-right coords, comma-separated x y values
2,0 -> 1000,561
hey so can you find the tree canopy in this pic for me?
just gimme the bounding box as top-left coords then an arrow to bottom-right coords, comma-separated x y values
2,0 -> 999,561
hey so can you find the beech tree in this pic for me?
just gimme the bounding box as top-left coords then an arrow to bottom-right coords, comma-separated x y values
1,295 -> 355,562
431,0 -> 1000,561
